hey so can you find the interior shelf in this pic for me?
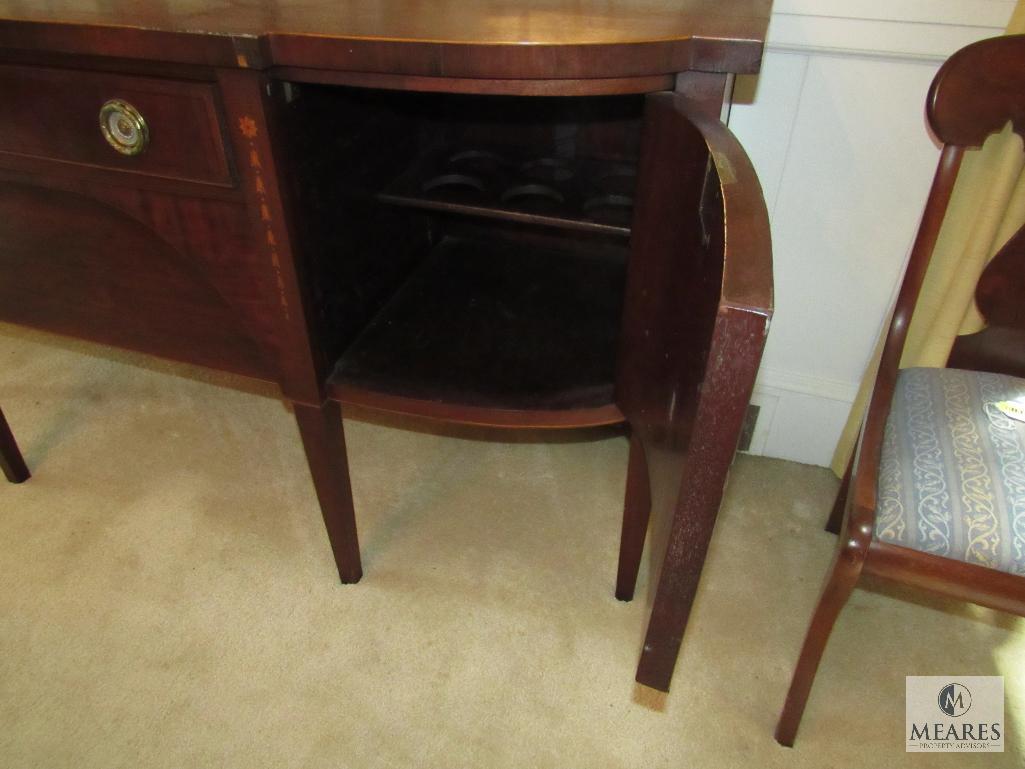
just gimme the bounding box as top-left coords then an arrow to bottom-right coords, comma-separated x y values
328,236 -> 627,423
377,146 -> 636,237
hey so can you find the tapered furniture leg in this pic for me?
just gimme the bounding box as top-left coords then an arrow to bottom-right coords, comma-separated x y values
775,542 -> 862,747
293,400 -> 363,583
616,432 -> 651,601
825,453 -> 853,534
0,407 -> 30,484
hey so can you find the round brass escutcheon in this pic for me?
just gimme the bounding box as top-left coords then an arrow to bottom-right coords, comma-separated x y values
99,99 -> 149,156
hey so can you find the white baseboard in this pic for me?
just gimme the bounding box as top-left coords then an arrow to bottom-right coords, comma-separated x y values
742,368 -> 858,467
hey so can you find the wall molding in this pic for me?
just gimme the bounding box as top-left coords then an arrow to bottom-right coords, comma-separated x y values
755,367 -> 860,404
747,371 -> 858,467
766,0 -> 1014,61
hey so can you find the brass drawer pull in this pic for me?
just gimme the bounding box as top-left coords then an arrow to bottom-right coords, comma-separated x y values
99,99 -> 149,156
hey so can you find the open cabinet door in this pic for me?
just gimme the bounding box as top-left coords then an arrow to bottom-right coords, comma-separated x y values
616,91 -> 773,692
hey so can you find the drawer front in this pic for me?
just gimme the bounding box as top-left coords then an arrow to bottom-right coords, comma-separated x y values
0,179 -> 274,380
0,65 -> 233,186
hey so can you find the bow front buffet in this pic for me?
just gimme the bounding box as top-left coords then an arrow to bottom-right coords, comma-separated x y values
0,0 -> 773,694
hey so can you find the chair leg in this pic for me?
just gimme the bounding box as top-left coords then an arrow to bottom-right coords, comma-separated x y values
293,400 -> 363,584
0,407 -> 30,484
775,541 -> 862,747
825,453 -> 853,534
616,432 -> 651,601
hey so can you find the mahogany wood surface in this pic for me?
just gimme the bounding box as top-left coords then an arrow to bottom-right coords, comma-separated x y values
948,221 -> 1025,377
615,431 -> 652,602
776,35 -> 1025,748
928,34 -> 1025,146
294,401 -> 363,583
867,542 -> 1025,617
216,69 -> 329,405
0,1 -> 770,77
0,179 -> 273,379
0,406 -> 29,483
270,68 -> 675,98
0,0 -> 773,699
0,64 -> 233,186
0,154 -> 240,202
328,385 -> 626,430
824,452 -> 853,534
617,90 -> 772,692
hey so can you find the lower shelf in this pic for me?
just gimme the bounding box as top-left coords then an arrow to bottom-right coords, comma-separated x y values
327,236 -> 627,427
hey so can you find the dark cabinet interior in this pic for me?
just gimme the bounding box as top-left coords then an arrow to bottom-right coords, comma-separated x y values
280,86 -> 651,420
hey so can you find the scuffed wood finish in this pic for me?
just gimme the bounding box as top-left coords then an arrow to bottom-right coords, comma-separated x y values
0,1 -> 770,77
673,71 -> 731,118
777,35 -> 1025,748
636,310 -> 771,690
0,407 -> 29,483
616,91 -> 772,691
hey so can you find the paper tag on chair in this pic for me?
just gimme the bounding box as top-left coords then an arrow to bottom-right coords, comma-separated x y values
993,400 -> 1025,424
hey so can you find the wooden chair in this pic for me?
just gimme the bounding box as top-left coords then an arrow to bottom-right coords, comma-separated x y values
775,34 -> 1025,747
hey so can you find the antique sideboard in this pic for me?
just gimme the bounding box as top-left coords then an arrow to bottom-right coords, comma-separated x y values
0,1 -> 773,694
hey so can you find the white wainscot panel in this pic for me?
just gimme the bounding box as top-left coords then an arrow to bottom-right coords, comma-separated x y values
749,376 -> 855,467
730,51 -> 809,218
732,54 -> 943,465
728,3 -> 1014,467
759,54 -> 942,386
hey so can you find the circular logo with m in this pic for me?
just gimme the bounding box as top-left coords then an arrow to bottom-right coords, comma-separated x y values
938,683 -> 972,717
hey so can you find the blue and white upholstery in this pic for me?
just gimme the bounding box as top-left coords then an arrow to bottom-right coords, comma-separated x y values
876,367 -> 1025,575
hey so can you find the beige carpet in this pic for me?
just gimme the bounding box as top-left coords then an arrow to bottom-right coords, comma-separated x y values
1,324 -> 1023,768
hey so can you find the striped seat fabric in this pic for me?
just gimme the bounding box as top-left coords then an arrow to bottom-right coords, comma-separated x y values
876,367 -> 1025,575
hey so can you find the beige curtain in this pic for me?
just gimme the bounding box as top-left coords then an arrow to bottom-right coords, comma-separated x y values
831,5 -> 1025,476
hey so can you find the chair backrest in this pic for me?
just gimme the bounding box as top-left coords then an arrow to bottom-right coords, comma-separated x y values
853,34 -> 1025,516
928,34 -> 1025,146
886,35 -> 1025,383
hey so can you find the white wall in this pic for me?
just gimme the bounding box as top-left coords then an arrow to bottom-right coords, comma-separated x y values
729,0 -> 1016,466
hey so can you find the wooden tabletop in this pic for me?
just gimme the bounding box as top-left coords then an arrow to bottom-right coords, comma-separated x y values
0,0 -> 771,78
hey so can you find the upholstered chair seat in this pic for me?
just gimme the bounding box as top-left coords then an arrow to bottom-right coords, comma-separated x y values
876,367 -> 1025,575
776,35 -> 1025,748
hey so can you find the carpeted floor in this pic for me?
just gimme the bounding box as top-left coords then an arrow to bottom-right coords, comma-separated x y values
1,325 -> 1023,768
